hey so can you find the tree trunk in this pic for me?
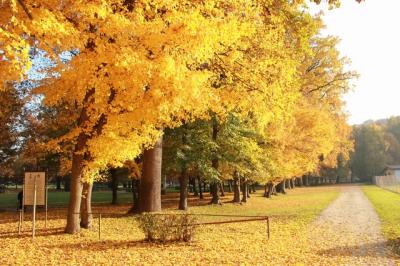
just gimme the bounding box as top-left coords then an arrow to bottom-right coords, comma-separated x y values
129,179 -> 140,213
161,174 -> 166,195
198,176 -> 203,199
290,178 -> 295,189
285,179 -> 291,189
219,182 -> 225,196
191,177 -> 198,196
178,167 -> 188,210
66,87 -> 107,234
241,181 -> 248,203
138,135 -> 163,213
233,175 -> 241,203
298,177 -> 303,187
304,175 -> 309,186
64,175 -> 71,192
228,180 -> 233,193
276,180 -> 286,194
210,182 -> 220,204
265,182 -> 274,198
110,168 -> 118,205
56,176 -> 62,190
80,182 -> 93,229
65,135 -> 87,234
210,118 -> 220,204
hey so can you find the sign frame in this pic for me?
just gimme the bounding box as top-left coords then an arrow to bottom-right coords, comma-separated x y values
21,171 -> 48,239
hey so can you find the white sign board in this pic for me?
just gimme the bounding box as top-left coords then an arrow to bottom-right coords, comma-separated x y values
24,172 -> 46,206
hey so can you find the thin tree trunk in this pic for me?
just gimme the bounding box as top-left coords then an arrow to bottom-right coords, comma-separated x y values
161,174 -> 166,195
233,175 -> 241,203
192,177 -> 198,196
198,176 -> 203,199
276,180 -> 286,194
80,182 -> 93,229
129,180 -> 140,213
298,177 -> 303,187
210,117 -> 220,204
265,182 -> 274,198
56,176 -> 62,190
219,182 -> 225,196
110,168 -> 118,205
290,178 -> 295,189
241,181 -> 248,203
304,175 -> 309,186
210,182 -> 220,204
64,175 -> 71,192
286,179 -> 291,189
138,135 -> 163,213
228,180 -> 233,193
179,167 -> 188,210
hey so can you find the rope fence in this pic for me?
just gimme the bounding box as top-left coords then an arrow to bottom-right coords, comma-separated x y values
72,212 -> 270,240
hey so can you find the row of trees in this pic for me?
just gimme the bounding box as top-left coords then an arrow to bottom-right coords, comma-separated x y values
1,0 -> 356,234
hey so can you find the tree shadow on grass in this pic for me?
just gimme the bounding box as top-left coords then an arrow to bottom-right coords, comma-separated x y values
43,239 -> 195,251
316,240 -> 397,259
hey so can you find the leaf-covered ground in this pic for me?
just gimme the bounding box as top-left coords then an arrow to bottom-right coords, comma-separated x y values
1,185 -> 386,265
363,185 -> 400,256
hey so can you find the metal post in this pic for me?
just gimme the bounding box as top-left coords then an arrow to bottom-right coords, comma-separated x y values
267,217 -> 270,240
18,210 -> 22,234
32,175 -> 37,240
45,173 -> 48,229
98,214 -> 101,240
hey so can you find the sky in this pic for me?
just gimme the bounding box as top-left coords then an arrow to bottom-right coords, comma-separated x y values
309,0 -> 400,125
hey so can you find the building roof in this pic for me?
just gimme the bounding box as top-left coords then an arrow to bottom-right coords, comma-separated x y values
386,165 -> 400,170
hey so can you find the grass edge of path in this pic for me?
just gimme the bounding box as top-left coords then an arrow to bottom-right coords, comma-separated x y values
362,185 -> 400,256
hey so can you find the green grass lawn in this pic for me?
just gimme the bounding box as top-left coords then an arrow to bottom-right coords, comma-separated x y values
0,190 -> 134,209
363,185 -> 400,255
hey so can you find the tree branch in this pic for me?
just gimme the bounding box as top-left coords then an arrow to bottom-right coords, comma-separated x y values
17,0 -> 33,20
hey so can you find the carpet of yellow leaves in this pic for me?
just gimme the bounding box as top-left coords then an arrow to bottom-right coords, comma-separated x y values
1,186 -> 346,265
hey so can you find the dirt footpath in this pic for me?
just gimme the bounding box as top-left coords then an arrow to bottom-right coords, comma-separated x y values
309,184 -> 398,265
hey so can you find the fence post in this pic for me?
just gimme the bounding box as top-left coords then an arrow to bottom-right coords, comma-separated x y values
98,213 -> 101,240
18,210 -> 22,234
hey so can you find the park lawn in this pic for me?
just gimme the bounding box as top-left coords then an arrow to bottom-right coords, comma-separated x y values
0,186 -> 339,265
0,190 -> 134,209
363,185 -> 400,255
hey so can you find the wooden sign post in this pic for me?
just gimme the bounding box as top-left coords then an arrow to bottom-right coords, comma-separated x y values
23,172 -> 47,239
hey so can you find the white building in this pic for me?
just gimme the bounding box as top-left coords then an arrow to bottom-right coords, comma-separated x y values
385,165 -> 400,178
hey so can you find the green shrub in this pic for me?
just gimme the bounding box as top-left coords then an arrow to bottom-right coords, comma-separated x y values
137,212 -> 198,243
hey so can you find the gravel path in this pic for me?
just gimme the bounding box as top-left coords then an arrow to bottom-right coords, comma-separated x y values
309,184 -> 398,265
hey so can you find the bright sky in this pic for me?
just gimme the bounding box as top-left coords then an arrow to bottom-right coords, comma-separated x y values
309,0 -> 400,125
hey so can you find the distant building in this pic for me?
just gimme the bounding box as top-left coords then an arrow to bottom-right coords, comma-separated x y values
384,165 -> 400,177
